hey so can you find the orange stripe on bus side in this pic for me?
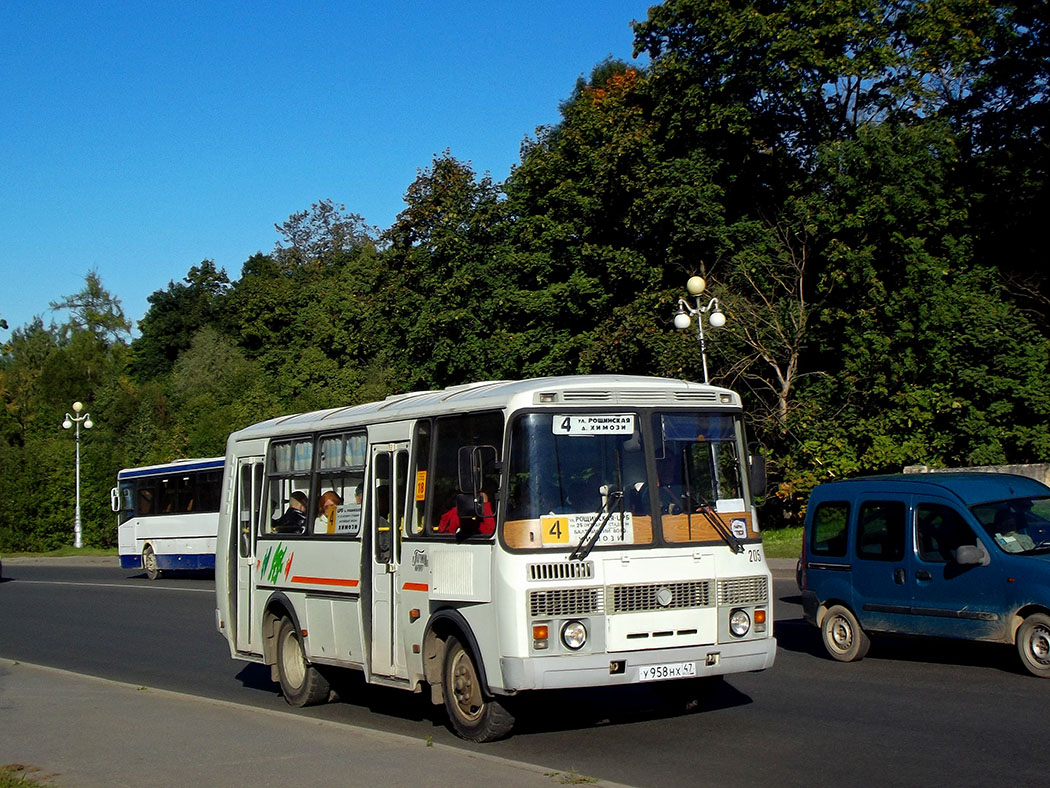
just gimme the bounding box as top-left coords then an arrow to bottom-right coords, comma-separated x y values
402,582 -> 428,592
290,576 -> 360,588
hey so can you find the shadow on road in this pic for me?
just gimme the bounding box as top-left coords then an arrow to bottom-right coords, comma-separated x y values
234,660 -> 754,738
774,593 -> 1024,676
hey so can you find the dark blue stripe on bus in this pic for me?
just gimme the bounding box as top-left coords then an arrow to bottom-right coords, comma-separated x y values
118,459 -> 225,480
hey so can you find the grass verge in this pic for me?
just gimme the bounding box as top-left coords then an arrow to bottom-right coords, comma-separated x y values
761,526 -> 802,559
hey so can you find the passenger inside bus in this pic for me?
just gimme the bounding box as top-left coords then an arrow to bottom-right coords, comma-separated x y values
314,490 -> 342,534
436,491 -> 495,535
272,491 -> 308,533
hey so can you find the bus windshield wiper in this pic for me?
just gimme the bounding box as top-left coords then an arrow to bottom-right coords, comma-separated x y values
570,490 -> 624,561
692,498 -> 744,554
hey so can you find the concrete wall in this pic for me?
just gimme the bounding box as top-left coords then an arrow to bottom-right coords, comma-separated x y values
903,463 -> 1050,486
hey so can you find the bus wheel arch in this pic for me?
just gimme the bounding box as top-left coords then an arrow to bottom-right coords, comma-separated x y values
262,593 -> 299,671
422,610 -> 488,705
422,610 -> 514,742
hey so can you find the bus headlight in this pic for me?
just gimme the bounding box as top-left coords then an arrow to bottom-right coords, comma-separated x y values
561,620 -> 587,650
729,609 -> 751,637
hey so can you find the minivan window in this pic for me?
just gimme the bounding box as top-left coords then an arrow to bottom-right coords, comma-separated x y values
856,500 -> 906,561
916,503 -> 976,563
971,496 -> 1050,554
810,501 -> 850,557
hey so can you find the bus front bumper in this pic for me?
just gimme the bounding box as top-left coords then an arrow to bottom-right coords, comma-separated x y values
498,636 -> 776,692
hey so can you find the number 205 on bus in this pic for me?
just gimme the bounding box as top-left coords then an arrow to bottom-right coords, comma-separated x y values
214,375 -> 776,741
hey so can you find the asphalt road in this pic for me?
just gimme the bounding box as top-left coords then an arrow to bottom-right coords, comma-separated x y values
2,560 -> 1047,787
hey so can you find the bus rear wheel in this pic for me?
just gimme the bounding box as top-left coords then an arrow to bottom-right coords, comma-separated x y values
442,635 -> 514,742
276,617 -> 330,706
143,546 -> 161,581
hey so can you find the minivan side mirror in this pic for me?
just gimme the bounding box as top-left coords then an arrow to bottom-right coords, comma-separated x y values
956,544 -> 990,566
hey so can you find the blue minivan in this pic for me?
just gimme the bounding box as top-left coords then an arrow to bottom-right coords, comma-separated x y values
799,473 -> 1050,676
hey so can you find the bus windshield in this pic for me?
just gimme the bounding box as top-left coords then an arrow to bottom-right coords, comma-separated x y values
504,411 -> 750,551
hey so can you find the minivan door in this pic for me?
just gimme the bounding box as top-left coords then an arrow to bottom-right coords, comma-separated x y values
851,497 -> 914,633
911,498 -> 1005,639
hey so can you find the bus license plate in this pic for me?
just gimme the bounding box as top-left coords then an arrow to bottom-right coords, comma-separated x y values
638,661 -> 697,681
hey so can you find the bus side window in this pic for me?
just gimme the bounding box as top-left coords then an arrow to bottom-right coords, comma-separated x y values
426,412 -> 502,538
314,431 -> 367,537
266,438 -> 312,536
407,421 -> 432,537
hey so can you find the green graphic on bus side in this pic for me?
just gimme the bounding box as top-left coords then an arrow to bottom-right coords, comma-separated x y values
267,543 -> 289,584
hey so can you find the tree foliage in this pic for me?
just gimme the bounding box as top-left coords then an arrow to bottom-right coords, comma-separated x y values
1,0 -> 1047,550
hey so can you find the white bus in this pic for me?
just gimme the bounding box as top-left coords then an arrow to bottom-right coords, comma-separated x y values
113,457 -> 224,580
214,376 -> 775,741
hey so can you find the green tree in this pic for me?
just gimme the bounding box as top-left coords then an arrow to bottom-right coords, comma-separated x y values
49,269 -> 132,344
382,151 -> 512,388
273,198 -> 376,272
131,260 -> 231,380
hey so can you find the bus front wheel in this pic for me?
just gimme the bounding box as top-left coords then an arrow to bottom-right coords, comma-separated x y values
276,617 -> 330,707
441,635 -> 514,742
143,546 -> 161,581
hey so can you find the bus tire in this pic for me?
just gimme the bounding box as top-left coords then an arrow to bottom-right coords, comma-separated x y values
276,617 -> 330,706
1017,613 -> 1050,677
143,546 -> 161,581
442,635 -> 514,742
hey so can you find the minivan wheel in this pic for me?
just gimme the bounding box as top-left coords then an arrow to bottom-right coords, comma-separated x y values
821,605 -> 870,662
1017,613 -> 1050,678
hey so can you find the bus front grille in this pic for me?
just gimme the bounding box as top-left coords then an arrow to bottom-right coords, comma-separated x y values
528,561 -> 594,581
717,577 -> 768,605
529,587 -> 604,617
609,581 -> 712,613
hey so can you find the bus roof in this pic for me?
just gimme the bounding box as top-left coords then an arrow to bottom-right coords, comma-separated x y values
228,375 -> 739,443
117,457 -> 225,480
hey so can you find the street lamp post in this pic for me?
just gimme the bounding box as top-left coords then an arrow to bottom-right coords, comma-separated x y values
674,275 -> 726,384
62,401 -> 93,549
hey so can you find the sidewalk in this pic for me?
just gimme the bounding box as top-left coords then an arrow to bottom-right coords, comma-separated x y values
0,660 -> 633,788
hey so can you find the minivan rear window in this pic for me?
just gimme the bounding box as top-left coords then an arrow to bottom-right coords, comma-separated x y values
856,500 -> 906,561
810,501 -> 850,557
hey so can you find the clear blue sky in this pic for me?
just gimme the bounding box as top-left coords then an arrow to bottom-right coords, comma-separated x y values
1,1 -> 652,341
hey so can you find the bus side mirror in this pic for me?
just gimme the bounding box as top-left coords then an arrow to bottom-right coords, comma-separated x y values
750,452 -> 767,498
110,487 -> 120,513
457,445 -> 498,500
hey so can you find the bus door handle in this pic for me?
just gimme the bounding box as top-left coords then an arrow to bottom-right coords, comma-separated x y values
915,569 -> 932,581
893,568 -> 906,584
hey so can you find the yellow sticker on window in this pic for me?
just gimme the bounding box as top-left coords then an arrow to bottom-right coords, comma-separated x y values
540,515 -> 570,544
415,471 -> 427,502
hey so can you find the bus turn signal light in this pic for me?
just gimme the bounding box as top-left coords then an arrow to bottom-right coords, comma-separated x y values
533,624 -> 549,650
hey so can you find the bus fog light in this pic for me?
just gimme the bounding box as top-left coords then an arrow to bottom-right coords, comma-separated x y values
561,620 -> 587,650
729,609 -> 751,637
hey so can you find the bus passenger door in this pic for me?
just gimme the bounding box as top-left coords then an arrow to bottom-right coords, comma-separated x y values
235,457 -> 264,653
370,443 -> 409,677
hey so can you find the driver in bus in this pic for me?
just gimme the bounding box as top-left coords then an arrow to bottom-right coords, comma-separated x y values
437,491 -> 495,535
